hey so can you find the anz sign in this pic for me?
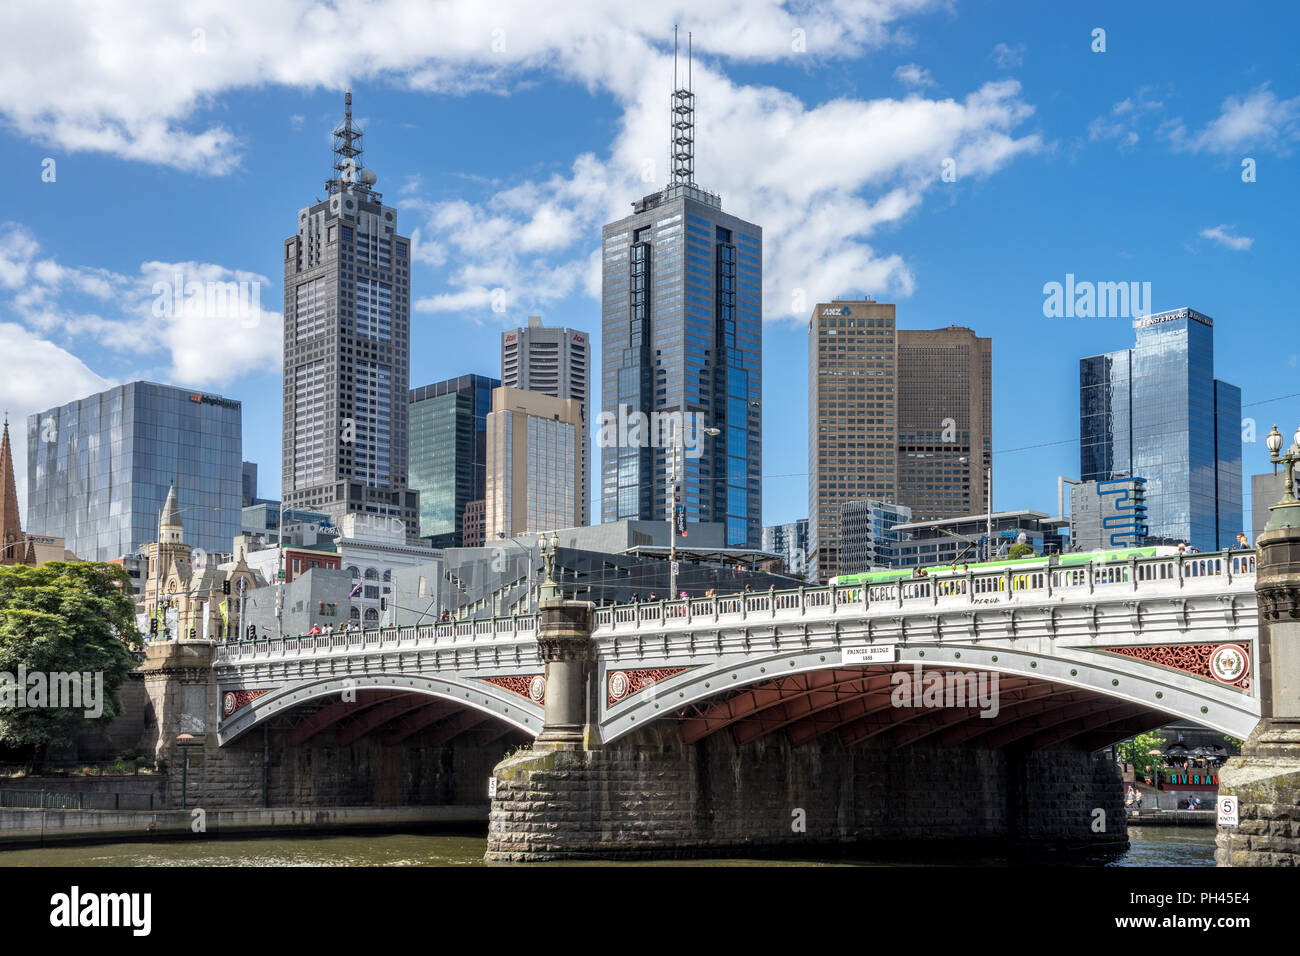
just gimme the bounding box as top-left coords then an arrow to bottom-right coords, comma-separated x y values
821,306 -> 851,317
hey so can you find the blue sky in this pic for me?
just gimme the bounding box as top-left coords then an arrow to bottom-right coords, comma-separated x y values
2,0 -> 1297,534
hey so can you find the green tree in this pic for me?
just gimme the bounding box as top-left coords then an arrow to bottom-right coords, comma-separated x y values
1117,731 -> 1167,782
1007,543 -> 1035,559
0,562 -> 139,754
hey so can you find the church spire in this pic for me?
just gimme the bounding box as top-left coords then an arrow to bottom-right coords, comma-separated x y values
0,417 -> 31,566
159,484 -> 183,545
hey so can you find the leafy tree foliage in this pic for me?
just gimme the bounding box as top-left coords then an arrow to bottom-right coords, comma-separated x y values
0,562 -> 139,749
1117,730 -> 1168,781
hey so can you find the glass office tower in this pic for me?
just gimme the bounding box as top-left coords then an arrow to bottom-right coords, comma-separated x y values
599,67 -> 762,547
1080,308 -> 1241,551
27,381 -> 242,561
409,374 -> 498,547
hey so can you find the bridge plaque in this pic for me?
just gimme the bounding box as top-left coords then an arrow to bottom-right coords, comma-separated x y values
842,644 -> 897,665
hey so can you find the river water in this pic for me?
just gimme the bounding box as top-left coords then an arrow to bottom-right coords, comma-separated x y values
0,824 -> 1214,866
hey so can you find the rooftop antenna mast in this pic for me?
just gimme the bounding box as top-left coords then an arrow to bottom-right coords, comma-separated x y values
327,88 -> 370,196
670,27 -> 695,187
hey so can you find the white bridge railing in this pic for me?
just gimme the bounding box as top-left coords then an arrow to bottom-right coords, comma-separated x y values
591,550 -> 1257,632
214,550 -> 1257,665
213,615 -> 537,665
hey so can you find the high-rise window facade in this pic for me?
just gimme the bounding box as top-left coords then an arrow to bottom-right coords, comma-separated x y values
485,387 -> 582,539
807,303 -> 990,582
1080,308 -> 1241,551
409,374 -> 498,548
839,499 -> 913,573
27,382 -> 241,561
600,190 -> 762,546
807,300 -> 899,581
896,327 -> 992,522
501,318 -> 590,525
282,92 -> 417,534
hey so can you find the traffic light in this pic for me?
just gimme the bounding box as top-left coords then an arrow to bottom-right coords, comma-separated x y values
189,627 -> 197,639
222,579 -> 231,595
150,617 -> 158,635
246,624 -> 255,640
380,598 -> 387,611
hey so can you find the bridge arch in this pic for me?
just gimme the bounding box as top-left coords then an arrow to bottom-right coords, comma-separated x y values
218,672 -> 544,746
598,641 -> 1259,746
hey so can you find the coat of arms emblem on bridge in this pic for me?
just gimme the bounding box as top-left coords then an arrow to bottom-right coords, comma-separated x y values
608,668 -> 691,705
1099,642 -> 1252,690
483,675 -> 547,703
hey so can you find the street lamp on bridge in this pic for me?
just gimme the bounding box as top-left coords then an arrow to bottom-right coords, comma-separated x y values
1264,423 -> 1300,533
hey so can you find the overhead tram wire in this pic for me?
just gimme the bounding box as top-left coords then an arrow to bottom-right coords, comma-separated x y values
742,386 -> 1300,478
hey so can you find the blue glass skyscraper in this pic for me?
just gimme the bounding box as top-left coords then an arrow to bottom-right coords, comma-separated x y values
409,373 -> 498,547
1080,308 -> 1241,551
599,56 -> 762,547
27,381 -> 242,561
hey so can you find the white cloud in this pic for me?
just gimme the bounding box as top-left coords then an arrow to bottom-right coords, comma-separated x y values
1164,84 -> 1300,155
991,42 -> 1025,70
0,2 -> 1042,325
0,226 -> 39,289
894,64 -> 936,89
0,0 -> 945,172
409,67 -> 1042,322
1088,90 -> 1166,150
1199,224 -> 1253,251
0,223 -> 282,389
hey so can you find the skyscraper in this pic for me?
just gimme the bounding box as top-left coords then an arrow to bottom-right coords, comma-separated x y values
502,317 -> 590,525
27,382 -> 242,562
1080,307 -> 1242,551
807,302 -> 990,581
282,91 -> 418,537
485,387 -> 583,539
600,37 -> 762,547
409,374 -> 498,547
895,325 -> 992,522
807,299 -> 898,580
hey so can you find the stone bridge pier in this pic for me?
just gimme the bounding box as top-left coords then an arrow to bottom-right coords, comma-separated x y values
1216,497 -> 1300,865
486,593 -> 1127,863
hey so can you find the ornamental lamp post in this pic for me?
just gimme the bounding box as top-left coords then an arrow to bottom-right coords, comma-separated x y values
1264,423 -> 1300,532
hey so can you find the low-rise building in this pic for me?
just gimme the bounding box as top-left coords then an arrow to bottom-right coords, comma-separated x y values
1069,478 -> 1148,551
891,510 -> 1067,569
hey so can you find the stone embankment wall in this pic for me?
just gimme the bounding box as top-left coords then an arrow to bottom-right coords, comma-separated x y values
171,727 -> 520,809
